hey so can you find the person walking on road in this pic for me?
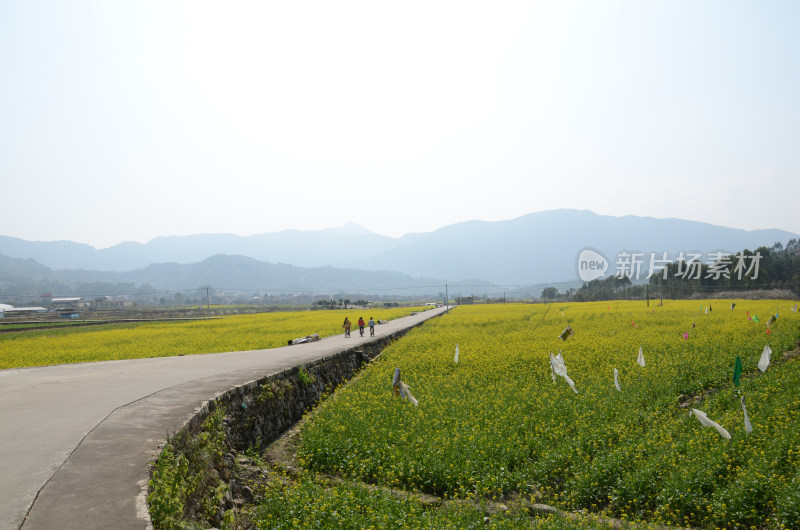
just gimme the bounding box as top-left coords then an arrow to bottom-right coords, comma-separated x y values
358,316 -> 366,337
368,316 -> 375,336
342,317 -> 351,337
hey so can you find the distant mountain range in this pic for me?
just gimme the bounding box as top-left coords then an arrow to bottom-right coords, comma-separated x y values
0,253 -> 453,295
1,210 -> 797,292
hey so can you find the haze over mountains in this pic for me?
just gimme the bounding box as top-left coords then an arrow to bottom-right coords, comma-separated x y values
1,210 -> 797,291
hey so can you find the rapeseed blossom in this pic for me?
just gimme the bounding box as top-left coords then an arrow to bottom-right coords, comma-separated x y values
0,306 -> 427,369
298,300 -> 800,528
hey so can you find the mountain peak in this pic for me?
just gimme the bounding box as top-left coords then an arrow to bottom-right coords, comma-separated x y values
2,211 -> 797,285
324,222 -> 374,236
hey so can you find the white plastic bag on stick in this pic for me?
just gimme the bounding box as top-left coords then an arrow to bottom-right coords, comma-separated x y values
741,396 -> 752,434
758,345 -> 772,372
398,381 -> 418,406
549,353 -> 578,393
690,408 -> 731,440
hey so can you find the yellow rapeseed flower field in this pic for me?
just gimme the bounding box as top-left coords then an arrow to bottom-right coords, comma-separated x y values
0,306 -> 426,369
296,300 -> 800,528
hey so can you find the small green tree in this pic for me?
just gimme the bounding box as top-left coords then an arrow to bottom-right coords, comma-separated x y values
541,287 -> 559,300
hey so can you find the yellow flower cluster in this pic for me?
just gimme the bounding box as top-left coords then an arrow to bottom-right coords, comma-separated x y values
0,306 -> 428,369
298,300 -> 800,528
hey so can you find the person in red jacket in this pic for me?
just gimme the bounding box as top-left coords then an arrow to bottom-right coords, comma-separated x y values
357,316 -> 366,337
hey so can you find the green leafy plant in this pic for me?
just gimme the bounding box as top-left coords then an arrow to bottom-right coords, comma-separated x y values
148,407 -> 232,529
297,366 -> 315,387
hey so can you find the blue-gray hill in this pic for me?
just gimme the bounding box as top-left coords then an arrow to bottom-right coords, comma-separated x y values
0,210 -> 796,286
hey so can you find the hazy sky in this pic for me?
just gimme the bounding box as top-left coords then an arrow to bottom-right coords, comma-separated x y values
2,1 -> 799,249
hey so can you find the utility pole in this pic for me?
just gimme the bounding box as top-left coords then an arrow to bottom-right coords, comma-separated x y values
206,287 -> 210,318
445,283 -> 449,313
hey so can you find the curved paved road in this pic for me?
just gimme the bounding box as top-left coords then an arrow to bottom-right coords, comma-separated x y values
0,307 -> 449,530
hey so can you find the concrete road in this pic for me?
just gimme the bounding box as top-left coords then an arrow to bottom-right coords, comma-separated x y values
0,307 -> 448,530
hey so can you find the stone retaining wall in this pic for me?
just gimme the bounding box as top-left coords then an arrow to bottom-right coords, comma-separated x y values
147,311 -> 447,527
209,334 -> 395,450
174,322 -> 422,469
